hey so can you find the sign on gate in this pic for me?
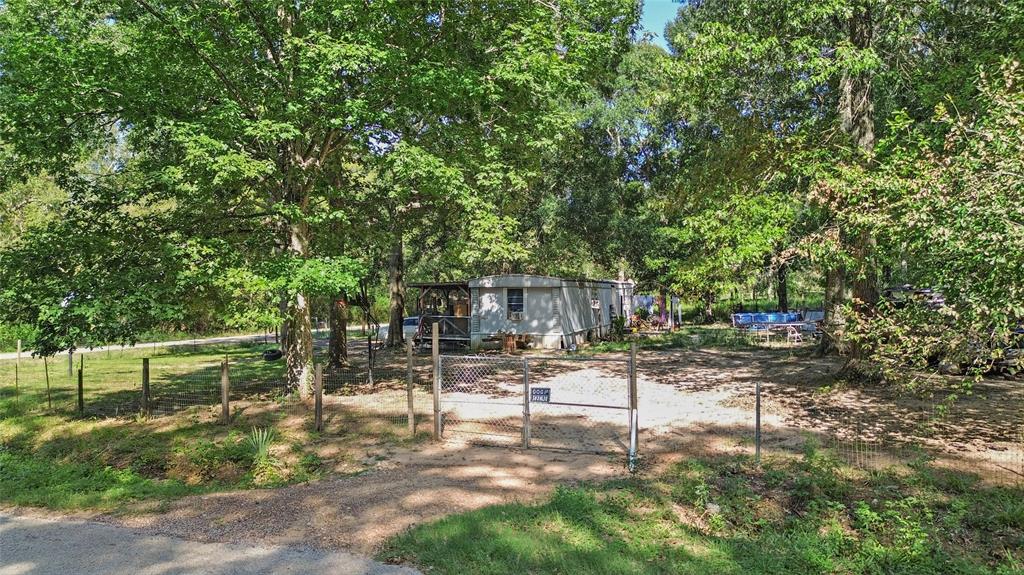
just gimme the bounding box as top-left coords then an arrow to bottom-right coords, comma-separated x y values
530,387 -> 551,403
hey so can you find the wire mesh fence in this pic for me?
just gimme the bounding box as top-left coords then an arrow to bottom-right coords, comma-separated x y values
0,354 -> 77,411
0,349 -> 291,418
147,355 -> 290,417
795,394 -> 1024,486
148,360 -> 223,417
723,380 -> 1024,487
0,353 -> 141,417
322,347 -> 432,435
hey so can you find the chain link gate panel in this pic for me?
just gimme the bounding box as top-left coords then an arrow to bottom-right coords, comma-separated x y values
437,353 -> 638,460
438,355 -> 526,446
525,356 -> 632,454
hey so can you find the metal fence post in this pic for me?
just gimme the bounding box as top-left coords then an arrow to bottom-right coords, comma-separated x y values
522,358 -> 531,449
432,322 -> 441,441
406,338 -> 415,435
77,368 -> 84,415
314,363 -> 323,432
68,350 -> 73,377
628,341 -> 639,471
220,358 -> 230,424
141,358 -> 151,416
755,379 -> 762,465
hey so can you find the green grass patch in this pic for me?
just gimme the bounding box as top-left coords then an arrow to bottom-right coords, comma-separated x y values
381,449 -> 1024,574
0,342 -> 286,415
0,448 -> 201,509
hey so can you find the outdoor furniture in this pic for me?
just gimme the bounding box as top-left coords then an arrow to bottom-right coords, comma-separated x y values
786,326 -> 804,344
748,325 -> 772,343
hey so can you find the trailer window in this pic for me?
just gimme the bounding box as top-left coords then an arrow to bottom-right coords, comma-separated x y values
507,288 -> 524,316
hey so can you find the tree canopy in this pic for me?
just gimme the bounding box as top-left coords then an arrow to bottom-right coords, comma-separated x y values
1,0 -> 1021,389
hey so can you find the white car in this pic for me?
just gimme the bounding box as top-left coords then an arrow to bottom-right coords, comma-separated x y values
377,316 -> 421,342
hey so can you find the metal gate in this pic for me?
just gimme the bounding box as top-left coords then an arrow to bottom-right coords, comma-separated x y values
437,355 -> 525,447
436,353 -> 638,461
526,356 -> 632,454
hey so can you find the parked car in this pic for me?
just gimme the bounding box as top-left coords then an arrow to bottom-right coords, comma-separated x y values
376,316 -> 421,342
882,284 -> 946,310
994,327 -> 1024,377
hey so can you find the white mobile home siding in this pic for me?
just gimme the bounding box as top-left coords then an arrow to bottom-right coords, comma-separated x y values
468,275 -> 627,349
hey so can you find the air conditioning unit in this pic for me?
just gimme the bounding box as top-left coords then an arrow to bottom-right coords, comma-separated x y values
509,311 -> 524,321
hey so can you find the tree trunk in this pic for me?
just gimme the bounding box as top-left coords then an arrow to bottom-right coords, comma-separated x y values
701,291 -> 715,324
328,292 -> 348,367
386,236 -> 405,348
817,266 -> 851,355
285,220 -> 314,397
776,263 -> 789,312
839,1 -> 879,359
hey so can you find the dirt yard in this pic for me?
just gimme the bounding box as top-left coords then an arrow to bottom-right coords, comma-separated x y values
13,345 -> 1021,555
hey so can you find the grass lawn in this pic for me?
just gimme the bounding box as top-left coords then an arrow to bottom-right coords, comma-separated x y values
0,342 -> 286,415
381,447 -> 1024,575
0,396 -> 426,512
0,341 -> 424,512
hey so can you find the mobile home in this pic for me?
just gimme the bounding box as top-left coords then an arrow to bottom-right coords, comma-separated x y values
468,275 -> 633,349
410,275 -> 634,350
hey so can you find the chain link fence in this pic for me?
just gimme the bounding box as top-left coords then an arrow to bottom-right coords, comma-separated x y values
435,352 -> 639,459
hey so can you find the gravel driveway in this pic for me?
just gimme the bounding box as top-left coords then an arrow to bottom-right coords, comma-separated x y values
109,443 -> 626,553
0,513 -> 419,575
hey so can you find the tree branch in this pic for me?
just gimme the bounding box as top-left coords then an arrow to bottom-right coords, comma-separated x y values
132,0 -> 258,120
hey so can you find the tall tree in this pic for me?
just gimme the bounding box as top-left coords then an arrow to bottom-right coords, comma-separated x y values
0,0 -> 637,393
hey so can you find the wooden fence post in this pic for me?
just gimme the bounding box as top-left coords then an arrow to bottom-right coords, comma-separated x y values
43,356 -> 52,411
314,363 -> 323,432
628,341 -> 639,471
220,358 -> 230,424
77,367 -> 84,415
406,338 -> 415,435
14,339 -> 20,407
755,379 -> 762,465
141,358 -> 151,416
432,322 -> 441,441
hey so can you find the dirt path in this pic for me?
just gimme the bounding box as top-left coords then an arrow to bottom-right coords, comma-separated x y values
105,443 -> 626,554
